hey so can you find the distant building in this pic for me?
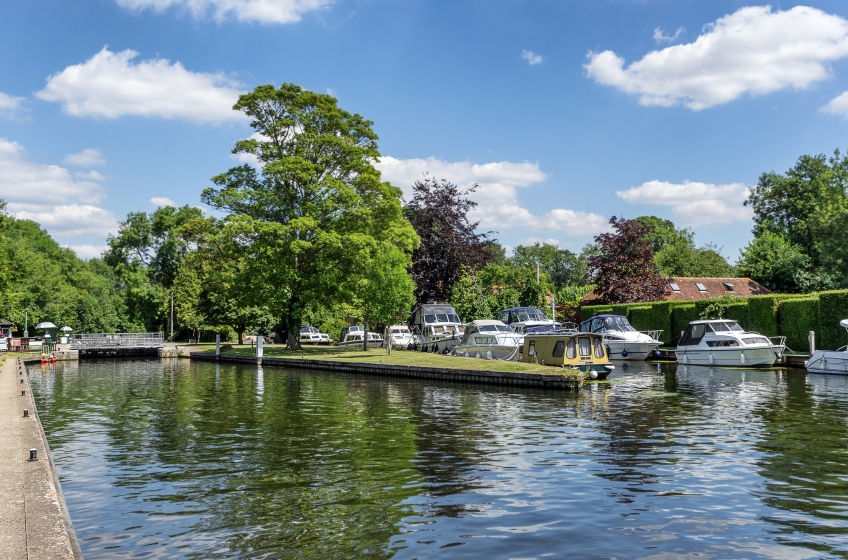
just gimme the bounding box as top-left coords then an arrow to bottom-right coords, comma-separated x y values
0,318 -> 15,338
582,277 -> 771,305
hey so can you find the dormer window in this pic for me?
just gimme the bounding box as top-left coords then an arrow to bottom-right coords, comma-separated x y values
670,283 -> 680,292
695,282 -> 708,292
722,282 -> 735,292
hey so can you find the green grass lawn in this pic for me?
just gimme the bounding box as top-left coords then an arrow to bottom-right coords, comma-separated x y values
186,342 -> 581,376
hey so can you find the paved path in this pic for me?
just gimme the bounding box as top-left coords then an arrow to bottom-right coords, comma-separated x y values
0,357 -> 80,559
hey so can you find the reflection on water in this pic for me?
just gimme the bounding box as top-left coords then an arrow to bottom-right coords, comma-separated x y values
29,359 -> 848,559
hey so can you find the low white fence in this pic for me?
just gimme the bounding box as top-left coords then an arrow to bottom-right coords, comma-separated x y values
72,333 -> 165,349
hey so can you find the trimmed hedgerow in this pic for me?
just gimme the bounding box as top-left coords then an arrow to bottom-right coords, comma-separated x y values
628,306 -> 653,331
818,290 -> 848,350
671,305 -> 698,344
747,294 -> 808,336
580,305 -> 612,322
778,297 -> 820,353
610,304 -> 630,317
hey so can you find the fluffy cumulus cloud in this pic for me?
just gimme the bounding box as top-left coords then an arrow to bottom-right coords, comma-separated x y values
821,91 -> 848,117
36,47 -> 246,123
375,156 -> 608,238
0,92 -> 26,119
151,196 -> 179,207
653,27 -> 684,44
67,245 -> 109,260
616,180 -> 752,227
63,148 -> 106,167
586,6 -> 848,110
114,0 -> 332,24
0,139 -> 119,251
521,50 -> 543,65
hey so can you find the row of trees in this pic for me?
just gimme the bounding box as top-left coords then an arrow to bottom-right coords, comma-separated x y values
6,82 -> 840,339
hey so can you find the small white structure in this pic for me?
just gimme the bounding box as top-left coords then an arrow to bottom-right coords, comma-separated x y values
387,324 -> 414,349
336,326 -> 385,348
453,320 -> 524,361
579,314 -> 662,360
806,320 -> 848,375
299,326 -> 332,345
677,319 -> 785,367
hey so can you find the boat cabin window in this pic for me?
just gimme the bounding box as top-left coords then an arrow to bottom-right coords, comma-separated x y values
742,336 -> 770,345
352,335 -> 362,341
710,321 -> 743,333
350,326 -> 363,332
553,340 -> 565,358
591,318 -> 604,332
528,341 -> 536,356
707,340 -> 739,347
498,310 -> 509,323
566,338 -> 576,359
594,337 -> 605,358
604,316 -> 635,332
391,328 -> 408,334
578,337 -> 591,356
475,336 -> 496,344
680,324 -> 707,346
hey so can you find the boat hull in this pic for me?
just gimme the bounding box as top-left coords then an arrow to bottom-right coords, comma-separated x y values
606,340 -> 660,360
676,347 -> 777,367
806,351 -> 848,374
454,344 -> 521,361
337,340 -> 385,348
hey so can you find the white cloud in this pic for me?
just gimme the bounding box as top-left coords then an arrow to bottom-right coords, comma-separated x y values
653,27 -> 684,44
586,6 -> 848,110
151,196 -> 179,207
521,50 -> 543,65
113,0 -> 332,24
616,180 -> 752,227
37,47 -> 247,123
67,245 -> 109,260
821,91 -> 848,117
64,148 -> 106,167
0,92 -> 26,119
376,156 -> 608,237
74,171 -> 107,181
0,139 -> 119,243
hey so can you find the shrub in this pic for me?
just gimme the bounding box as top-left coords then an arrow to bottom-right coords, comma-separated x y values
695,296 -> 748,326
818,290 -> 848,350
671,305 -> 698,344
778,297 -> 820,353
628,306 -> 653,331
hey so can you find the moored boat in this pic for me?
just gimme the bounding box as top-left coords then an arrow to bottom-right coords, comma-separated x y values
299,326 -> 332,345
408,304 -> 465,353
498,306 -> 562,334
806,320 -> 848,374
453,320 -> 524,360
337,326 -> 385,348
676,319 -> 785,367
387,324 -> 414,349
579,314 -> 662,360
521,332 -> 615,379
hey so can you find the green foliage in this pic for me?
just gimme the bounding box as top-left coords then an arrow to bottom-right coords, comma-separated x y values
635,215 -> 732,277
736,231 -> 816,293
671,305 -> 698,342
746,294 -> 807,336
319,317 -> 350,341
628,306 -> 653,331
450,263 -> 547,321
511,242 -> 589,289
610,304 -> 629,316
778,297 -> 820,353
580,305 -> 612,321
818,290 -> 848,350
360,243 -> 417,328
695,295 -> 748,326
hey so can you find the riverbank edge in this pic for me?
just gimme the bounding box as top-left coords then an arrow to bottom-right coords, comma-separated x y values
190,352 -> 584,390
17,356 -> 83,559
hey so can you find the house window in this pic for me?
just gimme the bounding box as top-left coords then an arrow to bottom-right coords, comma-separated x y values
722,282 -> 735,292
695,282 -> 708,292
670,283 -> 680,292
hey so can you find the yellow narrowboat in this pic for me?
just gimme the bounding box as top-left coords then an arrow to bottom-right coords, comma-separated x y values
522,332 -> 615,379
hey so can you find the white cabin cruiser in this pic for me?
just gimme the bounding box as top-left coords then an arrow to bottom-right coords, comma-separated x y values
409,304 -> 465,353
336,326 -> 385,348
677,319 -> 785,367
498,307 -> 562,334
806,320 -> 848,374
579,314 -> 662,360
299,326 -> 332,345
453,320 -> 524,360
387,324 -> 414,349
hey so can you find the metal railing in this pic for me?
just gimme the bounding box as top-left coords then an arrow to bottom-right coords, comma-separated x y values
71,333 -> 165,348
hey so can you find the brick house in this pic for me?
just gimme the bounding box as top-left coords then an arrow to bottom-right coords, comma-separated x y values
582,277 -> 771,304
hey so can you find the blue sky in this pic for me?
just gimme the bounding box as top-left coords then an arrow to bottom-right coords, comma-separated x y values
2,1 -> 848,261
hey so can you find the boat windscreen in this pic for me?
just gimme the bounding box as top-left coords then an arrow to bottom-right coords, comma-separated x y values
424,306 -> 461,324
496,325 -> 513,332
605,316 -> 635,332
527,309 -> 549,321
480,325 -> 497,331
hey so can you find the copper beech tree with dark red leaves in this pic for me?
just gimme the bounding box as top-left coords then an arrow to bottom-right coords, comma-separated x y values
588,216 -> 670,304
404,176 -> 499,303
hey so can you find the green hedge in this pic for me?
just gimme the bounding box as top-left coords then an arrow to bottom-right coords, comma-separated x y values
628,306 -> 653,331
778,297 -> 820,353
580,305 -> 612,322
671,305 -> 698,343
818,290 -> 848,350
610,305 -> 630,316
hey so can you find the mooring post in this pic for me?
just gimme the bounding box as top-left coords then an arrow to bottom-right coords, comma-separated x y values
215,334 -> 220,357
809,331 -> 816,354
256,335 -> 263,360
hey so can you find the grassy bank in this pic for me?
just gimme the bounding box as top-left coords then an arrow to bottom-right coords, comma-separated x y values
188,343 -> 580,376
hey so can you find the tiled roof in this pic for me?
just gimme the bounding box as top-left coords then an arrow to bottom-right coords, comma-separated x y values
582,277 -> 771,304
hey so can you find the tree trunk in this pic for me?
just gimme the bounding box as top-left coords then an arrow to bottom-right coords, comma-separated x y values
285,322 -> 302,350
363,322 -> 369,351
385,326 -> 391,355
238,329 -> 243,345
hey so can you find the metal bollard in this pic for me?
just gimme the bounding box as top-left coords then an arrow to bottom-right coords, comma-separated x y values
29,449 -> 37,461
23,409 -> 28,418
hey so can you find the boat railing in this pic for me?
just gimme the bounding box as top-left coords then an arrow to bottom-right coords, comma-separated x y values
640,330 -> 663,341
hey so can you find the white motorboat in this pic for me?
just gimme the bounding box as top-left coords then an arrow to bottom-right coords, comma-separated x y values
453,320 -> 524,360
805,320 -> 848,374
409,304 -> 465,353
336,326 -> 385,348
387,324 -> 414,349
299,326 -> 332,345
579,314 -> 662,360
497,306 -> 562,334
677,319 -> 785,367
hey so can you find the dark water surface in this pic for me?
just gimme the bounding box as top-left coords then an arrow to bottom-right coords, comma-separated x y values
28,359 -> 848,559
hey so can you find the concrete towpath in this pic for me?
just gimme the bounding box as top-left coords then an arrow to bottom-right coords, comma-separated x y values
0,356 -> 81,559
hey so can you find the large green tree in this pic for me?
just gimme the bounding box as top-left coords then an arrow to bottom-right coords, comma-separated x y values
511,242 -> 589,289
201,84 -> 418,347
634,215 -> 733,277
745,151 -> 848,290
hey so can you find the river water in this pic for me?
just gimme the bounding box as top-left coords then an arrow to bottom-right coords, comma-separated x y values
28,358 -> 848,559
